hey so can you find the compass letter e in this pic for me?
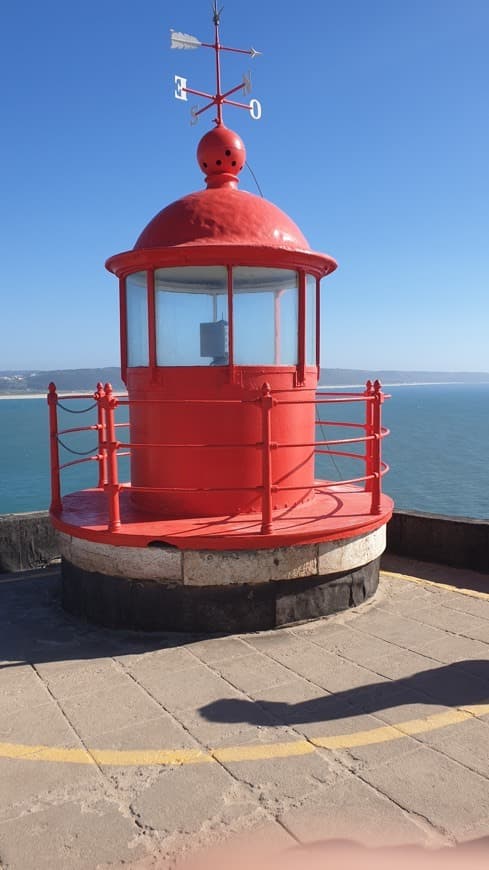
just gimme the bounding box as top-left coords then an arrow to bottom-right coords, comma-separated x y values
174,75 -> 188,101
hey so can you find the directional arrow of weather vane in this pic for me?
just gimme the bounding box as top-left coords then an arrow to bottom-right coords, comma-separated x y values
170,4 -> 262,126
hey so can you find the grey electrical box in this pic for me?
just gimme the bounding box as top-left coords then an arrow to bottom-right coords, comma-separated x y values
200,320 -> 229,362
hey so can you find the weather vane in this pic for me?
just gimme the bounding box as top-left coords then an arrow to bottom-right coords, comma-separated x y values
171,2 -> 262,126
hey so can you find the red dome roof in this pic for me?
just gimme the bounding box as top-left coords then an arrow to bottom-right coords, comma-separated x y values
134,187 -> 310,251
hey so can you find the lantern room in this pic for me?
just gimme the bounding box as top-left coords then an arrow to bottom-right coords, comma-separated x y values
49,9 -> 393,632
106,124 -> 337,519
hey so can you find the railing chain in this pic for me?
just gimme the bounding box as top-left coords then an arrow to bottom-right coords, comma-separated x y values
57,401 -> 97,414
56,436 -> 99,456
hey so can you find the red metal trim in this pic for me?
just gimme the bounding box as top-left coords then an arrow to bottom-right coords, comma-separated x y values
119,277 -> 128,382
57,424 -> 99,436
314,475 -> 370,486
226,265 -> 235,380
59,456 -> 100,471
103,383 -> 121,532
274,290 -> 281,365
126,441 -> 258,450
316,449 -> 367,461
260,382 -> 274,534
277,436 -> 371,448
364,380 -> 374,494
279,397 -> 373,405
95,383 -> 108,488
129,485 -> 260,494
147,269 -> 157,369
51,491 -> 393,551
316,277 -> 321,375
47,383 -> 62,514
106,246 -> 337,281
297,271 -> 306,386
277,479 -> 365,491
117,400 -> 245,408
370,380 -> 383,514
214,16 -> 223,124
316,420 -> 366,429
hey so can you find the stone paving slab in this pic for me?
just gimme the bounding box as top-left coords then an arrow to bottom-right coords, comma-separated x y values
278,771 -> 443,848
0,798 -> 147,870
360,745 -> 489,840
0,560 -> 488,868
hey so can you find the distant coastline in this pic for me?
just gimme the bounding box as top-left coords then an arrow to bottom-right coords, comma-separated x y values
3,382 -> 489,400
0,392 -> 91,401
0,391 -> 126,401
1,366 -> 488,397
318,381 -> 489,389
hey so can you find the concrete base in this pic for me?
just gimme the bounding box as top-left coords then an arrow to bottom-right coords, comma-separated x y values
61,557 -> 380,632
59,526 -> 385,631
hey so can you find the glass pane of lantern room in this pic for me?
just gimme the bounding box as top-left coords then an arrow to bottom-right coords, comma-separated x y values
126,272 -> 149,367
233,268 -> 298,365
306,274 -> 317,366
155,267 -> 228,366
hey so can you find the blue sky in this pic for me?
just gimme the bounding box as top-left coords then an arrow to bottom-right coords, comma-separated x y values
1,0 -> 488,372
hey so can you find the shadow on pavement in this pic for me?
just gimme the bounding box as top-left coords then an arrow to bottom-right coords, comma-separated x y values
2,567 -> 489,730
0,567 -> 201,668
200,658 -> 489,726
381,554 -> 489,594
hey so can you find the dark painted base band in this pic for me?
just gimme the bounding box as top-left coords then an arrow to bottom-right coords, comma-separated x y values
61,557 -> 380,633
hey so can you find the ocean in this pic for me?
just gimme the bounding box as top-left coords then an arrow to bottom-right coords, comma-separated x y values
0,383 -> 488,519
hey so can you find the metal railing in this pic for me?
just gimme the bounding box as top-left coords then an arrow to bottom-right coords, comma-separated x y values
47,379 -> 389,534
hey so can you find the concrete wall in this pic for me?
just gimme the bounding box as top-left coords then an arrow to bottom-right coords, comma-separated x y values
0,512 -> 59,573
387,510 -> 489,574
0,509 -> 488,575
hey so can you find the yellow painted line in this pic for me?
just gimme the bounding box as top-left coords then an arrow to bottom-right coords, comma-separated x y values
312,724 -> 402,750
399,709 -> 469,735
0,743 -> 97,765
461,702 -> 489,717
1,704 -> 488,767
0,743 -> 215,766
91,748 -> 213,767
382,570 -> 489,601
312,706 -> 487,749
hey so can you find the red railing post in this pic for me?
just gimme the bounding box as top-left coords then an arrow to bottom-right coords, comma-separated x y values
103,382 -> 121,532
260,382 -> 274,535
364,379 -> 374,493
47,382 -> 62,514
370,379 -> 384,514
94,382 -> 108,489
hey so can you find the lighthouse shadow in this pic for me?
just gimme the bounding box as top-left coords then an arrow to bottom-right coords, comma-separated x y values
1,569 -> 489,733
0,566 -> 204,669
199,659 -> 489,727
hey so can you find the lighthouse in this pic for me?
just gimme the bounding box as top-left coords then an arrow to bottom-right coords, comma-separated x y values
49,8 -> 393,631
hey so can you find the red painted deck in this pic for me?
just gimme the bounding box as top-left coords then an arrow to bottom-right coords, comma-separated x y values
52,483 -> 393,551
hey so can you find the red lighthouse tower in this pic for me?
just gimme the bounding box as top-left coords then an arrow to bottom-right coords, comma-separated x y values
50,9 -> 393,631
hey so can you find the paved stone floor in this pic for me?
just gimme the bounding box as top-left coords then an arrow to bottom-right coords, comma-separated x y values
0,556 -> 488,869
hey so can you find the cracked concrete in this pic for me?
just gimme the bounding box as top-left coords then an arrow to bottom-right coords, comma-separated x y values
0,557 -> 488,868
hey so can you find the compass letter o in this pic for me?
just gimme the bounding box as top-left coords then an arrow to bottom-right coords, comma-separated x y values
249,99 -> 262,120
174,75 -> 188,101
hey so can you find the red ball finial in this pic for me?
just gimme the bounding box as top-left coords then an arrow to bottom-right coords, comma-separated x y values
197,126 -> 246,189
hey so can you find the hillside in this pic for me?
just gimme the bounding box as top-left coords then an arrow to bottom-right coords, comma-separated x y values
0,367 -> 488,395
0,368 -> 125,395
318,369 -> 489,386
